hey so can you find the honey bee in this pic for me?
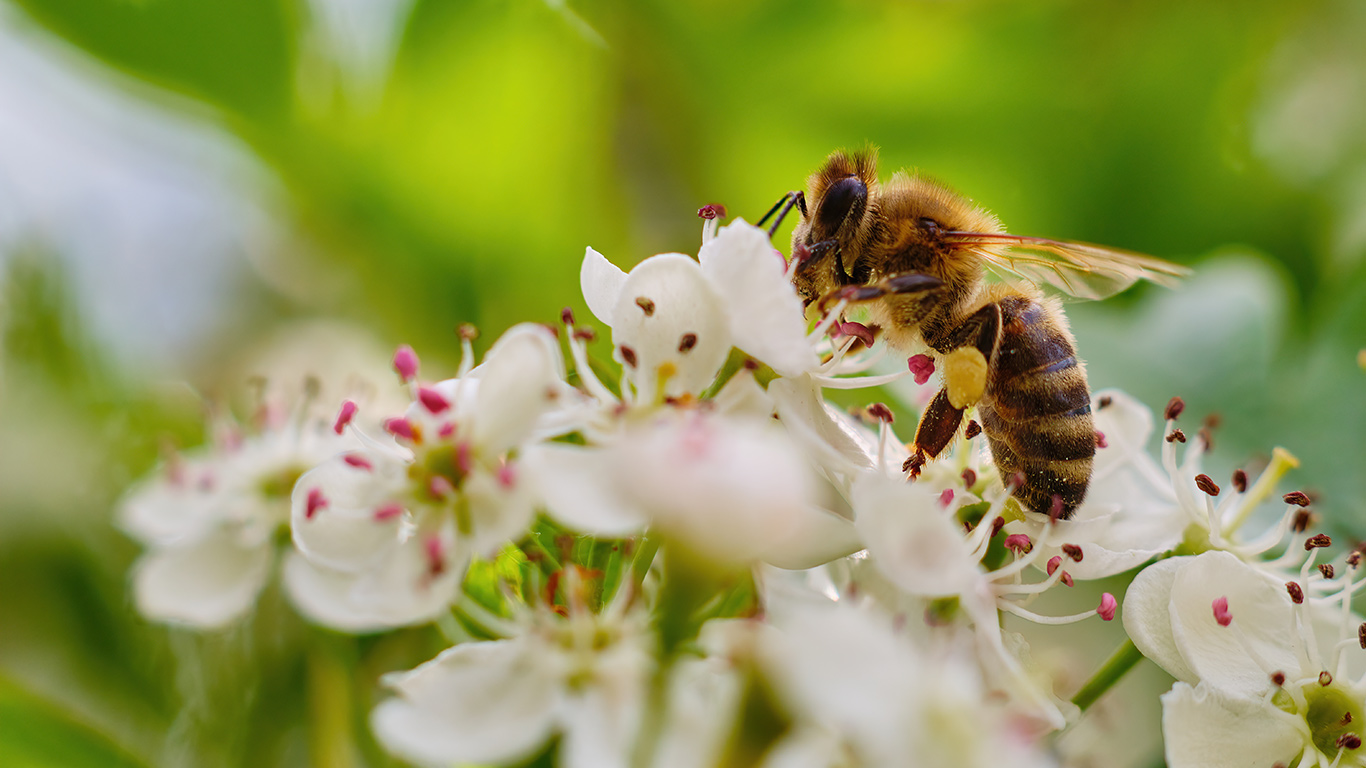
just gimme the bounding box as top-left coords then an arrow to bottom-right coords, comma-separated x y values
760,148 -> 1190,518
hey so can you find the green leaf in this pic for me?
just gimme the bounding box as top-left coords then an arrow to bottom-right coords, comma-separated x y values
0,676 -> 149,768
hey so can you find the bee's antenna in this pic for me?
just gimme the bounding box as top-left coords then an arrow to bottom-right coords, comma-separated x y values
757,190 -> 806,239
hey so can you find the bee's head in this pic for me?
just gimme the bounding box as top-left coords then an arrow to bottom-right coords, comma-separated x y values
791,148 -> 880,300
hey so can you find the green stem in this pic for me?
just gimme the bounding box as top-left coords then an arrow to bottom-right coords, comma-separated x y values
306,635 -> 355,768
1071,639 -> 1144,713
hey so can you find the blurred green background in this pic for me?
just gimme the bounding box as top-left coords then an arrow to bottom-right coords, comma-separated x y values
1,0 -> 1364,765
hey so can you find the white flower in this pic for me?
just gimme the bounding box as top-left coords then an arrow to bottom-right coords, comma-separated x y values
1125,550 -> 1366,767
119,393 -> 356,628
371,581 -> 652,768
525,409 -> 860,570
758,600 -> 1057,768
287,324 -> 565,630
850,470 -> 1110,728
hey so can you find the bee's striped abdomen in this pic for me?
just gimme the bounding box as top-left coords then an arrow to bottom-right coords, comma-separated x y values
980,296 -> 1094,518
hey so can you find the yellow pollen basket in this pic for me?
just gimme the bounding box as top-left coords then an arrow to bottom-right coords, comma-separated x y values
944,347 -> 988,409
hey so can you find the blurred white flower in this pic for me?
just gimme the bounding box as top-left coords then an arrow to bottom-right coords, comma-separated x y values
119,389 -> 355,628
287,324 -> 566,630
758,600 -> 1057,768
525,408 -> 859,570
371,573 -> 652,768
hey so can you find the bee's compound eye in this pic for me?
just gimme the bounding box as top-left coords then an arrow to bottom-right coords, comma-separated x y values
817,175 -> 867,234
917,217 -> 942,234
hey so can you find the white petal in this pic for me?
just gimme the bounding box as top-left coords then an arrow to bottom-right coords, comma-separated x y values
373,638 -> 564,767
559,641 -> 651,768
762,602 -> 922,742
1160,682 -> 1304,768
131,529 -> 271,628
1169,551 -> 1300,698
853,472 -> 979,597
521,443 -> 647,536
759,505 -> 862,571
463,467 -> 539,556
769,376 -> 875,478
1122,557 -> 1199,684
290,449 -> 408,572
282,553 -> 406,633
711,368 -> 775,421
613,413 -> 817,566
118,464 -> 226,546
473,323 -> 566,455
610,254 -> 732,398
581,246 -> 628,327
698,220 -> 818,376
347,525 -> 466,627
287,526 -> 465,630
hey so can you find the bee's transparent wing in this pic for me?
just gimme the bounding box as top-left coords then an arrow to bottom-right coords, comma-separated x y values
947,231 -> 1191,301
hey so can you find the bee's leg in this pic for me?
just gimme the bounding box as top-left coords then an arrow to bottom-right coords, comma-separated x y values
907,304 -> 1003,475
757,190 -> 808,237
905,389 -> 965,477
815,271 -> 944,312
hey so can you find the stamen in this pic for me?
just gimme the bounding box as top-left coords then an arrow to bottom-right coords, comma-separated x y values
939,488 -> 955,507
428,476 -> 454,500
678,333 -> 698,353
418,387 -> 451,414
424,535 -> 447,577
1272,671 -> 1287,686
1166,429 -> 1187,443
1336,734 -> 1360,750
374,503 -> 403,522
811,369 -> 911,389
1165,396 -> 1185,421
343,453 -> 373,471
809,299 -> 850,340
962,468 -> 977,488
306,488 -> 328,520
560,307 -> 575,325
1321,671 -> 1335,686
1294,509 -> 1316,533
385,417 -> 418,442
1097,593 -> 1117,621
1094,430 -> 1107,449
1285,491 -> 1312,507
497,462 -> 517,489
866,403 -> 895,423
1288,582 -> 1305,604
908,354 -> 936,385
1098,395 -> 1113,409
1062,544 -> 1084,562
1212,596 -> 1233,627
1307,535 -> 1334,550
1195,474 -> 1220,497
635,297 -> 656,316
457,324 -> 479,378
965,420 -> 982,440
996,598 -> 1105,625
1045,556 -> 1073,587
838,322 -> 876,348
1232,468 -> 1248,493
333,400 -> 358,434
620,346 -> 638,367
1321,564 -> 1337,580
697,204 -> 726,220
438,422 -> 456,438
393,345 -> 420,383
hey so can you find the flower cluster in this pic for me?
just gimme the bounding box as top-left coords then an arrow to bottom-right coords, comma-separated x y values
118,211 -> 1345,767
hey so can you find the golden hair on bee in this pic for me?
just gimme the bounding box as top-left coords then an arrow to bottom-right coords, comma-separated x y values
762,147 -> 1190,518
